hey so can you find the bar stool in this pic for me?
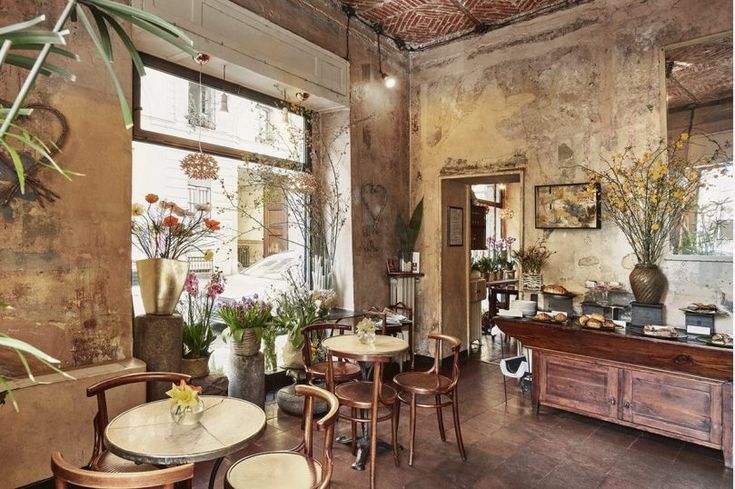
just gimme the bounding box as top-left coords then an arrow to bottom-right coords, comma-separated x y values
393,333 -> 467,466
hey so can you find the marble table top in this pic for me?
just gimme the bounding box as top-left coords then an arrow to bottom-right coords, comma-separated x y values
323,334 -> 409,357
105,396 -> 266,465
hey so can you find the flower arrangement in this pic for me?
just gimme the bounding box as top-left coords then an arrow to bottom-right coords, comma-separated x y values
131,193 -> 220,260
355,318 -> 378,344
488,236 -> 517,271
166,380 -> 204,425
272,272 -> 329,350
512,240 -> 554,274
179,271 -> 225,359
583,135 -> 727,264
311,289 -> 337,311
218,295 -> 273,344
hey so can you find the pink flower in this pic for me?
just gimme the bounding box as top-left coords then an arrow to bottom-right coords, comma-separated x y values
184,272 -> 199,296
206,271 -> 225,299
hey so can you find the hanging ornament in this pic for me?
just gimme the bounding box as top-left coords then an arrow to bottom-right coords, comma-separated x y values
180,53 -> 219,180
180,152 -> 219,180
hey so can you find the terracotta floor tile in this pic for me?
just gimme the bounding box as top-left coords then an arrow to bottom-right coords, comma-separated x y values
192,337 -> 732,489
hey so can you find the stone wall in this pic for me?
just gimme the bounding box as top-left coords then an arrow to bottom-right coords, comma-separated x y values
0,1 -> 133,374
410,0 -> 733,351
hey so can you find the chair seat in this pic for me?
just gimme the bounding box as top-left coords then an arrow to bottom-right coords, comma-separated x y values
394,371 -> 452,395
92,451 -> 160,473
334,381 -> 397,409
308,361 -> 361,380
226,451 -> 321,489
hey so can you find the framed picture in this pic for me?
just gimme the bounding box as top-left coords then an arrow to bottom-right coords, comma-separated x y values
447,206 -> 464,246
535,182 -> 601,229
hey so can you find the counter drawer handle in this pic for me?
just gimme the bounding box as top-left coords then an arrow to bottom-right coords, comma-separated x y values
624,401 -> 631,409
609,397 -> 616,406
673,354 -> 694,366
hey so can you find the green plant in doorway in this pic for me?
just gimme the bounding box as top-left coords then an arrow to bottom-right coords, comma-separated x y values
396,198 -> 424,262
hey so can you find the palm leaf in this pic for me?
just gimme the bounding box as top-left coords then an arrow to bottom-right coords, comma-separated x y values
0,15 -> 47,35
99,11 -> 145,77
11,44 -> 80,61
90,8 -> 113,61
0,31 -> 68,46
75,6 -> 133,129
0,138 -> 25,193
5,53 -> 76,80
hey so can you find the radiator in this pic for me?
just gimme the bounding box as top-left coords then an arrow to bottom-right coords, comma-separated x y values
389,276 -> 417,311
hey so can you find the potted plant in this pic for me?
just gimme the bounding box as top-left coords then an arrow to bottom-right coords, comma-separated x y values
178,271 -> 224,378
513,240 -> 554,290
583,134 -> 727,303
497,237 -> 517,279
132,195 -> 220,315
396,198 -> 424,272
218,295 -> 273,357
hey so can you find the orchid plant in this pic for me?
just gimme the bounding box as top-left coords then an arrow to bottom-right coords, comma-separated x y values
488,236 -> 517,271
131,193 -> 220,260
179,271 -> 225,359
512,240 -> 554,274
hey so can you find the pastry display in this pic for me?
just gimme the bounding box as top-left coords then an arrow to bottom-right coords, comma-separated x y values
642,325 -> 683,338
681,303 -> 721,314
532,311 -> 568,323
710,333 -> 732,346
542,284 -> 569,295
578,313 -> 615,330
554,312 -> 568,322
533,312 -> 553,322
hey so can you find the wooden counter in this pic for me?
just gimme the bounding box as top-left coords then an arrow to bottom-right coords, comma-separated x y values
495,317 -> 733,467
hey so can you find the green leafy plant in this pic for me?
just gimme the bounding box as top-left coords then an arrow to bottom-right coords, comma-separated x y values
1,1 -> 198,192
271,270 -> 327,350
396,198 -> 423,261
218,296 -> 273,344
0,302 -> 75,410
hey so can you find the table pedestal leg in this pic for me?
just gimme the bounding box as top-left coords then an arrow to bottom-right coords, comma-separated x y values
209,457 -> 224,489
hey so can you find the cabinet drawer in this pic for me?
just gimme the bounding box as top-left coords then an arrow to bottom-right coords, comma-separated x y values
539,355 -> 619,420
622,369 -> 722,444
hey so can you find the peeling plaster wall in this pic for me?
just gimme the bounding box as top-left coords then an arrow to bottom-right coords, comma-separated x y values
410,0 -> 733,351
231,0 -> 411,309
0,1 -> 133,374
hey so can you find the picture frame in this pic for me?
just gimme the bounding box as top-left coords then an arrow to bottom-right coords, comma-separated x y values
535,182 -> 601,229
447,206 -> 464,246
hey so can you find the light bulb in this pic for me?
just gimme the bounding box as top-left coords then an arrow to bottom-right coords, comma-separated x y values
382,73 -> 396,88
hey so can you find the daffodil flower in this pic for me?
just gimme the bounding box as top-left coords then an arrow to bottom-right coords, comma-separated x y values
166,380 -> 200,408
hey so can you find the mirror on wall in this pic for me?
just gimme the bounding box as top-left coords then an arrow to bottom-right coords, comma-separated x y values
664,32 -> 733,257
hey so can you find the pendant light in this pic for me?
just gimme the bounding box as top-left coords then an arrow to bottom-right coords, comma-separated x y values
375,26 -> 396,89
219,65 -> 229,113
180,54 -> 219,181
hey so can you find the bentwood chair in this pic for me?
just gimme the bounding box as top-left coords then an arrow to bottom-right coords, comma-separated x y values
302,323 -> 361,386
225,384 -> 340,489
86,372 -> 191,472
386,302 -> 414,368
393,334 -> 467,466
51,451 -> 194,488
328,350 -> 400,489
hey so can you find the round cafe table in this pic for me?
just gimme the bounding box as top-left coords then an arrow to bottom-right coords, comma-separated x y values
322,334 -> 408,471
105,395 -> 266,489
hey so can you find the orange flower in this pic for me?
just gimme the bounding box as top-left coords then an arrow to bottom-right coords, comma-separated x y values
145,193 -> 159,204
162,215 -> 179,227
204,218 -> 221,231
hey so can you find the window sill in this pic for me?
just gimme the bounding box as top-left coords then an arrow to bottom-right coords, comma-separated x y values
664,254 -> 733,263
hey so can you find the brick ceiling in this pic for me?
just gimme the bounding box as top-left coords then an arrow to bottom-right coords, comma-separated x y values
339,0 -> 587,50
666,34 -> 733,110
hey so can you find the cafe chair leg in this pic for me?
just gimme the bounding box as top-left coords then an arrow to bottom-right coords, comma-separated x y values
391,402 -> 400,467
351,407 -> 357,456
409,393 -> 417,467
451,388 -> 467,461
435,394 -> 446,442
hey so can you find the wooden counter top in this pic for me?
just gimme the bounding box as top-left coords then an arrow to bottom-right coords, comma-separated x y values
494,317 -> 733,381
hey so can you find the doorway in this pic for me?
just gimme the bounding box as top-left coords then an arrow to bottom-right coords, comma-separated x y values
440,172 -> 524,354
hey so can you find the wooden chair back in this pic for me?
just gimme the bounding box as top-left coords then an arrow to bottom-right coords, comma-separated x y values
292,384 -> 340,489
51,451 -> 193,488
85,372 -> 191,468
301,322 -> 353,371
428,333 -> 462,392
387,302 -> 413,321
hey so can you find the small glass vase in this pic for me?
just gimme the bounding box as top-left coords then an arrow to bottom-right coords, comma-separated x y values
357,329 -> 376,345
170,398 -> 205,425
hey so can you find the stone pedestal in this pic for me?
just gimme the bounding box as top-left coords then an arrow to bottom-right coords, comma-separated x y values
276,383 -> 328,416
133,314 -> 183,401
228,351 -> 265,408
191,373 -> 229,396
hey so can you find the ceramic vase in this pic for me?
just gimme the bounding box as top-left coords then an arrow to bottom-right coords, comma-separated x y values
629,263 -> 666,304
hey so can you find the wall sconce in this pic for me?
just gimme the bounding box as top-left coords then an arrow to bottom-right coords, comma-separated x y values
375,26 -> 395,89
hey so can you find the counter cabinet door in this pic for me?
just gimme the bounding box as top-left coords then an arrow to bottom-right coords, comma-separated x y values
537,353 -> 620,420
621,368 -> 722,445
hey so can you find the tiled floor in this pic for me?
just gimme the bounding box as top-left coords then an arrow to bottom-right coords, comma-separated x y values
194,337 -> 733,488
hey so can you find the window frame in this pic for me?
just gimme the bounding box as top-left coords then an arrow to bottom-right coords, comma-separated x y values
132,53 -> 312,171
